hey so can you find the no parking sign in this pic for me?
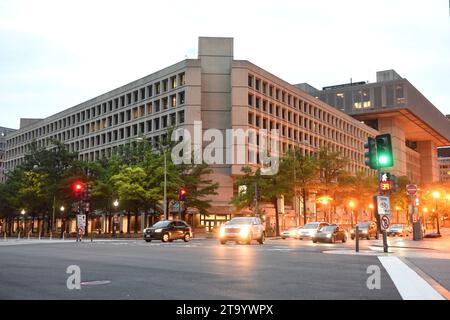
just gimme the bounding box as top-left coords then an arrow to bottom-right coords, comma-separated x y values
380,215 -> 390,231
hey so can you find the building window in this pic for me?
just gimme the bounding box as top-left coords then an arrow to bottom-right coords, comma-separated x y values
248,94 -> 253,106
248,75 -> 253,87
147,85 -> 153,97
396,84 -> 405,105
179,73 -> 185,86
171,76 -> 177,89
374,87 -> 382,107
178,110 -> 185,124
178,91 -> 185,105
362,89 -> 371,108
171,94 -> 177,108
353,91 -> 362,109
386,85 -> 395,106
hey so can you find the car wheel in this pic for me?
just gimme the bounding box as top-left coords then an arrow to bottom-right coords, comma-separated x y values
162,233 -> 170,243
351,236 -> 355,240
183,233 -> 190,242
366,234 -> 371,240
282,237 -> 286,240
342,236 -> 347,243
375,233 -> 379,240
312,239 -> 317,243
331,236 -> 336,244
145,239 -> 151,243
220,240 -> 226,245
258,232 -> 265,245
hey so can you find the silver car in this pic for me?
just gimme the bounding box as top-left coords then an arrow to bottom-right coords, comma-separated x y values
387,224 -> 411,237
297,222 -> 329,240
219,217 -> 266,245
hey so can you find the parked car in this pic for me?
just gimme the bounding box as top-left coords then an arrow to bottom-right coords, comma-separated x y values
387,224 -> 411,237
297,222 -> 329,240
350,221 -> 379,240
219,217 -> 265,245
281,227 -> 299,240
312,224 -> 348,243
143,220 -> 192,243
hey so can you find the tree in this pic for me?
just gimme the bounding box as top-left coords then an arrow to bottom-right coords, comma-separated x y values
232,165 -> 290,236
281,149 -> 319,225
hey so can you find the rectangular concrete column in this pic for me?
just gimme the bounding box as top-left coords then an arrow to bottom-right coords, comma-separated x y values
198,37 -> 234,208
417,141 -> 439,184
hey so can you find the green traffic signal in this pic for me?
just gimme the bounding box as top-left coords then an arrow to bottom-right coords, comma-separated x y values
376,134 -> 394,168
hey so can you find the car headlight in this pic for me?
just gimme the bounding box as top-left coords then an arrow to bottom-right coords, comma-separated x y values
326,234 -> 332,238
362,230 -> 368,234
240,227 -> 250,238
219,227 -> 225,238
155,228 -> 162,233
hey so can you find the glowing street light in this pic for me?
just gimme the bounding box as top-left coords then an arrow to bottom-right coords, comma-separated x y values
432,191 -> 441,235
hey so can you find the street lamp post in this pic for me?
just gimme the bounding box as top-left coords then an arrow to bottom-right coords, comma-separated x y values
368,204 -> 374,221
20,209 -> 26,236
60,206 -> 65,237
349,201 -> 355,226
432,191 -> 440,235
113,200 -> 119,238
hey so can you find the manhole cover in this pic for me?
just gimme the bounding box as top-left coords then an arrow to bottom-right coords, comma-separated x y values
81,280 -> 111,286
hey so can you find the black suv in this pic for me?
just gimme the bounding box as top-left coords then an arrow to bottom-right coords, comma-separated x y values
144,220 -> 192,243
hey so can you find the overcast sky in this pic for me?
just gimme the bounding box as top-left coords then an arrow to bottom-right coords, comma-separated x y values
1,0 -> 449,129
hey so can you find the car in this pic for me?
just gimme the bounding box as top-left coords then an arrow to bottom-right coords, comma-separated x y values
143,220 -> 192,243
281,227 -> 299,239
312,225 -> 348,243
387,224 -> 411,237
297,222 -> 329,240
219,217 -> 265,245
350,221 -> 379,240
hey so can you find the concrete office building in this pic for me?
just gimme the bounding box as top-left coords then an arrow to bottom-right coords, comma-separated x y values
298,70 -> 450,184
4,37 -> 380,233
0,126 -> 16,183
438,146 -> 450,182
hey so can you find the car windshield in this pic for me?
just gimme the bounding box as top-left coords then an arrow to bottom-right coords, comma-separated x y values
356,222 -> 370,229
228,218 -> 253,225
321,226 -> 336,232
303,223 -> 319,229
152,221 -> 171,228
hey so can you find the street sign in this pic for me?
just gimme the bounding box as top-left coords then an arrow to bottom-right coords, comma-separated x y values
406,184 -> 418,196
77,214 -> 86,228
376,196 -> 391,215
380,215 -> 390,231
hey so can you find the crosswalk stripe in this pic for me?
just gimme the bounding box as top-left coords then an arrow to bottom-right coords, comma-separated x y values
378,256 -> 444,300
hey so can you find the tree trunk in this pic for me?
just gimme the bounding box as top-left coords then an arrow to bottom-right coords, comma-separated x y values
302,188 -> 308,226
134,211 -> 139,233
272,198 -> 280,237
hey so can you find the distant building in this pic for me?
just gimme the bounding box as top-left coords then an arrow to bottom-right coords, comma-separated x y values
0,126 -> 17,183
298,70 -> 450,184
438,146 -> 450,182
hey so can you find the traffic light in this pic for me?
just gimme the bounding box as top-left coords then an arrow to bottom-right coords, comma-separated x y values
84,183 -> 92,201
376,134 -> 394,168
179,187 -> 187,201
72,181 -> 85,199
364,137 -> 377,169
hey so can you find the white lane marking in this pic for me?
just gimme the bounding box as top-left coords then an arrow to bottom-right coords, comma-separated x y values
378,256 -> 444,300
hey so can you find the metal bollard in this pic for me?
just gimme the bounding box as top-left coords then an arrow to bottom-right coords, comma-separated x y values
383,230 -> 388,253
355,226 -> 359,252
62,231 -> 65,240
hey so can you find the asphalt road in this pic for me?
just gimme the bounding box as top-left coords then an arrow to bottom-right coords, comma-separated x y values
0,238 -> 405,300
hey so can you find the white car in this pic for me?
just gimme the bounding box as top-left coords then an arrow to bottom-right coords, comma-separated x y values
219,217 -> 265,245
297,222 -> 329,240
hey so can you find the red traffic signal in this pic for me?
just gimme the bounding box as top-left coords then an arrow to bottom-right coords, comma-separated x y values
72,182 -> 85,198
379,181 -> 392,191
179,188 -> 187,201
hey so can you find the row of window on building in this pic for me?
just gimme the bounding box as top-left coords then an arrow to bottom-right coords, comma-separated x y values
248,74 -> 367,140
7,73 -> 186,148
6,110 -> 185,161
